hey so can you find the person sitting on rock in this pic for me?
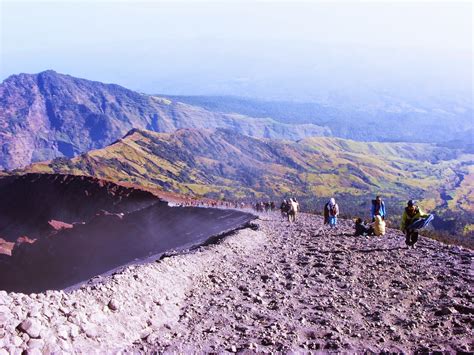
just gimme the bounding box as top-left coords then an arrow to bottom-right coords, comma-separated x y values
371,195 -> 386,222
354,218 -> 374,236
325,198 -> 339,228
400,200 -> 434,249
373,215 -> 386,236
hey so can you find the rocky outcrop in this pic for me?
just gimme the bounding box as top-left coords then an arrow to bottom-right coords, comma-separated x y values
0,238 -> 14,256
0,70 -> 330,170
0,212 -> 471,353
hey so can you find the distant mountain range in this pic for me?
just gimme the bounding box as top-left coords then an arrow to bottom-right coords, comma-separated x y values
0,71 -> 329,170
164,95 -> 474,150
1,70 -> 473,239
22,128 -> 474,237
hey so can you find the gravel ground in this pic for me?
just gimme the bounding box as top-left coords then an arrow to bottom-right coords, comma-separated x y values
0,212 -> 472,353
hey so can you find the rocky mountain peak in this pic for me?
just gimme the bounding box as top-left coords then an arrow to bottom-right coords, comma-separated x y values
0,71 -> 330,171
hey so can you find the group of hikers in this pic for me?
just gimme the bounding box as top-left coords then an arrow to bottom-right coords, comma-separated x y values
277,195 -> 434,249
279,198 -> 300,223
254,201 -> 277,212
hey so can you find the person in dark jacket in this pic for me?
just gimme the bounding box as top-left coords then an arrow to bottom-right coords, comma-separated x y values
371,196 -> 386,222
354,218 -> 374,236
400,200 -> 434,249
280,200 -> 289,219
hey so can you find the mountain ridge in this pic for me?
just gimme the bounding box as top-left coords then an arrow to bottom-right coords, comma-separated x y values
21,128 -> 474,239
0,70 -> 330,170
162,95 -> 474,148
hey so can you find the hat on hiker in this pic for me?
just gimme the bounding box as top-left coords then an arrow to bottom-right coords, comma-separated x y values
407,199 -> 416,207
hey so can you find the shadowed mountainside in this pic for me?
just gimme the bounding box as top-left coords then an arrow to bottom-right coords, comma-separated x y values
0,71 -> 329,170
0,173 -> 254,292
0,173 -> 157,242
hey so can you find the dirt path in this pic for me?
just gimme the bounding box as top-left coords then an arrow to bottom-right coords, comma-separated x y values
0,212 -> 472,353
131,213 -> 473,353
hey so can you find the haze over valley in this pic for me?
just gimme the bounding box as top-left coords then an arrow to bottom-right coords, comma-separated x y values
0,1 -> 472,353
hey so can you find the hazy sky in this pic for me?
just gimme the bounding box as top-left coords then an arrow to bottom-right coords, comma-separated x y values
0,0 -> 472,102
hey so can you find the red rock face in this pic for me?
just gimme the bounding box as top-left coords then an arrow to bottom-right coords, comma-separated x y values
47,220 -> 74,232
0,238 -> 15,256
16,236 -> 36,244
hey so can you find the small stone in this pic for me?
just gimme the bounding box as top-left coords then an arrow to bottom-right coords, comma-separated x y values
139,328 -> 152,339
19,318 -> 42,338
108,299 -> 119,311
83,324 -> 98,338
58,339 -> 71,351
434,307 -> 455,316
12,335 -> 23,346
70,325 -> 80,338
27,338 -> 45,349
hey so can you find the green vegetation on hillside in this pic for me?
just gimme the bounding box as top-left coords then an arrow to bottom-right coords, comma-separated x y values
23,128 -> 474,238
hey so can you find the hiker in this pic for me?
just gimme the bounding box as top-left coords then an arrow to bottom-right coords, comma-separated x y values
371,195 -> 386,222
373,215 -> 386,236
324,198 -> 339,228
354,218 -> 374,236
400,200 -> 434,249
270,201 -> 276,212
288,198 -> 299,223
280,200 -> 289,218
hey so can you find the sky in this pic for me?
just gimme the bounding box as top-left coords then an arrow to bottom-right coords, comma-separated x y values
0,0 -> 472,103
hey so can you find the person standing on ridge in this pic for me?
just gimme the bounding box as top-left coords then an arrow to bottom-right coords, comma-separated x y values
371,195 -> 386,222
280,199 -> 289,219
400,200 -> 434,249
288,198 -> 299,223
325,198 -> 339,228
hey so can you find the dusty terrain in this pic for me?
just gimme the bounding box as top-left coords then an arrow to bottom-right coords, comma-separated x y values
0,212 -> 472,353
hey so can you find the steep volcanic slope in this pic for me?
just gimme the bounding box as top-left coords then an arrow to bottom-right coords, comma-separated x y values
0,205 -> 254,293
0,70 -> 329,170
0,173 -> 254,292
0,173 -> 157,242
0,213 -> 471,353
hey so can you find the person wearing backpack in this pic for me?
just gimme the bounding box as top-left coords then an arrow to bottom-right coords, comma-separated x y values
326,198 -> 339,228
371,195 -> 386,222
280,200 -> 289,219
400,200 -> 434,249
288,198 -> 299,223
373,215 -> 386,236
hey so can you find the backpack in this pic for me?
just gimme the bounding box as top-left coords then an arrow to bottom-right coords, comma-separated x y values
323,203 -> 330,223
289,201 -> 297,213
330,204 -> 337,216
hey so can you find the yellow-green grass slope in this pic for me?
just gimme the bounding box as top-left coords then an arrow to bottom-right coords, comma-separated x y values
23,128 -> 472,215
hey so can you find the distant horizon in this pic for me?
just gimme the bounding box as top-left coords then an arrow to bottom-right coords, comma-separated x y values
1,1 -> 472,104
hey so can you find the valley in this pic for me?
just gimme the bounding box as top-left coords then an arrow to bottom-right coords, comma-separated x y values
20,128 -> 474,241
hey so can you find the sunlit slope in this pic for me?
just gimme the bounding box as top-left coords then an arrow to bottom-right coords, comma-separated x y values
24,129 -> 472,213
